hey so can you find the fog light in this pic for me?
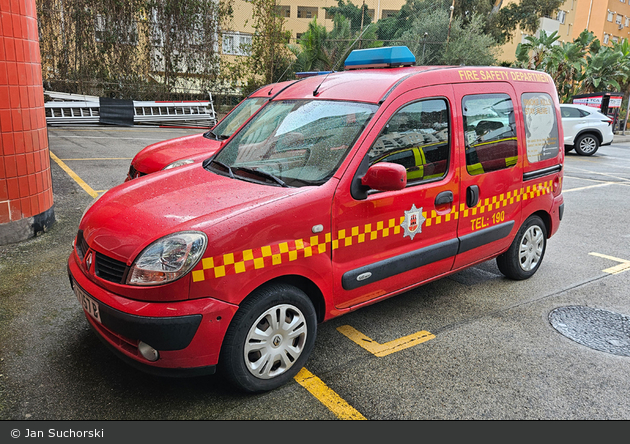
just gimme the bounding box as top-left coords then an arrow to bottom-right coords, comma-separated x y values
138,341 -> 159,362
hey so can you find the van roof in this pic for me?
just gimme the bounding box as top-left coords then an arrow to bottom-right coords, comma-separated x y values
275,65 -> 555,104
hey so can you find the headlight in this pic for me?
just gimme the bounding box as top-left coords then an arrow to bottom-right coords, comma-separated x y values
127,232 -> 207,286
163,159 -> 195,170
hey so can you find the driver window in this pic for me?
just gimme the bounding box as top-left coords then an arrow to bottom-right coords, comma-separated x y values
367,98 -> 450,184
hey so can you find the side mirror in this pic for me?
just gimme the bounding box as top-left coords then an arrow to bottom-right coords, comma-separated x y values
361,162 -> 407,192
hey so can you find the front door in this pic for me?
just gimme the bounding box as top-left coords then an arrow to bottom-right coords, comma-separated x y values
331,86 -> 460,309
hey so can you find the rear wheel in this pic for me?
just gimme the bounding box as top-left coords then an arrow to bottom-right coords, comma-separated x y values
219,283 -> 317,393
574,133 -> 599,156
497,215 -> 547,280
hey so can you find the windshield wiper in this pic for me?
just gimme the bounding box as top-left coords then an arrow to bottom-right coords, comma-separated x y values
204,130 -> 230,141
207,159 -> 234,178
234,167 -> 288,187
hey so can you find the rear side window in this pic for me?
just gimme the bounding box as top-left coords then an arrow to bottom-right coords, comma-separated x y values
462,94 -> 518,175
522,93 -> 560,163
561,106 -> 582,118
368,98 -> 449,184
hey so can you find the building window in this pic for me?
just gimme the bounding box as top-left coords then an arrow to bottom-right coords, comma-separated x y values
275,5 -> 290,18
557,10 -> 566,24
382,9 -> 398,19
608,11 -> 614,21
95,14 -> 138,45
612,36 -> 619,43
297,6 -> 318,19
626,17 -> 630,26
604,33 -> 610,44
616,14 -> 623,24
222,32 -> 252,56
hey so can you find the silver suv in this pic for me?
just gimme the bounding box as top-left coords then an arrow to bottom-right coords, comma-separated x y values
560,104 -> 614,156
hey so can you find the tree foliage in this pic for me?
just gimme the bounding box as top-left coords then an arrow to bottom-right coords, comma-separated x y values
398,6 -> 497,65
514,30 -> 630,102
324,0 -> 372,34
490,0 -> 564,44
36,0 -> 233,99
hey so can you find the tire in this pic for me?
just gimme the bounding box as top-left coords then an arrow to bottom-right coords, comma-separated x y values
219,283 -> 317,393
574,133 -> 599,156
564,146 -> 573,154
497,215 -> 547,280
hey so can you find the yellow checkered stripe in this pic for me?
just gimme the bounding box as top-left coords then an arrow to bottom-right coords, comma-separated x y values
192,180 -> 553,282
192,234 -> 332,282
424,180 -> 553,227
331,217 -> 405,250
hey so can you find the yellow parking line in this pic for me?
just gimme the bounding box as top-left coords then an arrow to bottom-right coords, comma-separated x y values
49,152 -> 99,198
563,182 -> 615,193
294,368 -> 366,420
337,325 -> 435,357
589,252 -> 630,275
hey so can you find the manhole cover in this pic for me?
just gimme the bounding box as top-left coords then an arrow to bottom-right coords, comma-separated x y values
549,306 -> 630,357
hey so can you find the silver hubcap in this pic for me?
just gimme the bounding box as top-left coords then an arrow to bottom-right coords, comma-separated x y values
579,137 -> 597,153
519,225 -> 544,271
244,304 -> 307,380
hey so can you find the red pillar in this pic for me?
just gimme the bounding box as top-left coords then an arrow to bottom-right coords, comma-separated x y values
0,0 -> 55,245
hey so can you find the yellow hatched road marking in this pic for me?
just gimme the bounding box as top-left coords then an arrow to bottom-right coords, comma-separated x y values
589,252 -> 630,275
50,152 -> 99,198
294,368 -> 366,420
337,325 -> 435,357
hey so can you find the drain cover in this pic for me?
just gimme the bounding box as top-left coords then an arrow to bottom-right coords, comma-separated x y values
549,306 -> 630,357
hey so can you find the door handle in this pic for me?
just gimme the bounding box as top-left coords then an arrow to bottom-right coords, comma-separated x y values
435,191 -> 453,206
466,185 -> 479,208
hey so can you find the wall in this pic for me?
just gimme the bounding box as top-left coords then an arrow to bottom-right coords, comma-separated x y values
0,0 -> 55,245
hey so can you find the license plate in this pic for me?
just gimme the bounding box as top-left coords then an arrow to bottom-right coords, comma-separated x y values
73,281 -> 102,323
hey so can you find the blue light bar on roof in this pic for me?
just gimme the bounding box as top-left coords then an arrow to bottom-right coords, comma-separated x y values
344,46 -> 416,70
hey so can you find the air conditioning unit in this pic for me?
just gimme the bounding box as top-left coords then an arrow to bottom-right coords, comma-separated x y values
619,23 -> 624,30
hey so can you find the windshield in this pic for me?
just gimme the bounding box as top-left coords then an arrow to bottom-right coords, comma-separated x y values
205,97 -> 268,139
207,100 -> 378,187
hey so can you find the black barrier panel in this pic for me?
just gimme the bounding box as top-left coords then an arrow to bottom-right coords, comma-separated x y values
99,97 -> 134,126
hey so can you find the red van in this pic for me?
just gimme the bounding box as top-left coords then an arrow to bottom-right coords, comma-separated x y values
69,47 -> 564,392
125,81 -> 297,181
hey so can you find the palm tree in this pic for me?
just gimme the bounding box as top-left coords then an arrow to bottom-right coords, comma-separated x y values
578,46 -> 628,94
514,30 -> 560,71
546,41 -> 586,102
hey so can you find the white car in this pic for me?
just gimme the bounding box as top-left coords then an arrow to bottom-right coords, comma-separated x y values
560,104 -> 614,156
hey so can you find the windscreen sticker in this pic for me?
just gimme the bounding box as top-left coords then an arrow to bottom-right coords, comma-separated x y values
522,92 -> 560,163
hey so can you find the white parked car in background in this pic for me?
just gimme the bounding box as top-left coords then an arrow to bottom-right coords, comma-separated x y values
560,104 -> 614,156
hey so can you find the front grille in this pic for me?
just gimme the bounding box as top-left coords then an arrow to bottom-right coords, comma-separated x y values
95,252 -> 128,284
75,230 -> 89,261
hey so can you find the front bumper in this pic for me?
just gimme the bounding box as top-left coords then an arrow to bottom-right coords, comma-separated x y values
68,252 -> 238,373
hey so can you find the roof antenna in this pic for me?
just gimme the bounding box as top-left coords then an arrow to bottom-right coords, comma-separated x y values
313,24 -> 372,96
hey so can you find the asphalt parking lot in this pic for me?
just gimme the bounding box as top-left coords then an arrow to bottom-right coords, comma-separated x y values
1,126 -> 630,422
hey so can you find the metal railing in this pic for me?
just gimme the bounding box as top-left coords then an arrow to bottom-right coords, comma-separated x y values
44,94 -> 217,127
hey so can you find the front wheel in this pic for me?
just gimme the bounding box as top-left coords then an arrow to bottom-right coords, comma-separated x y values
219,283 -> 317,393
497,215 -> 547,280
574,133 -> 599,156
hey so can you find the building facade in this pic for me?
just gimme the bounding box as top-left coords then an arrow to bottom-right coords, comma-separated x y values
498,0 -> 630,63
